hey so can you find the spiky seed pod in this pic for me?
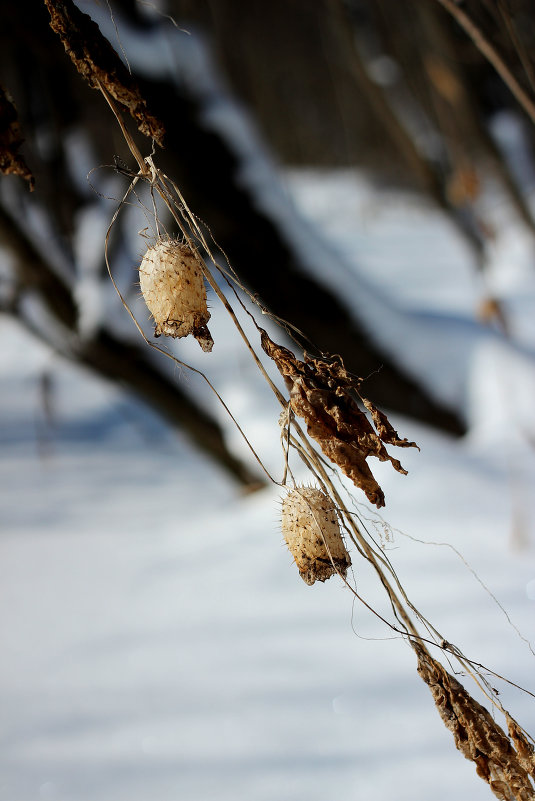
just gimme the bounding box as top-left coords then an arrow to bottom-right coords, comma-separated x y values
281,487 -> 351,585
139,240 -> 214,352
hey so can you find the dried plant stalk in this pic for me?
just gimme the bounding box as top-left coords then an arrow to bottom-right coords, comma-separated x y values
261,330 -> 417,507
139,239 -> 213,351
435,0 -> 535,130
0,85 -> 34,189
44,0 -> 164,145
281,486 -> 351,585
414,643 -> 535,801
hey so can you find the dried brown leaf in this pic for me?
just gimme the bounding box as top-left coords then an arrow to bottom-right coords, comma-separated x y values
0,85 -> 34,190
261,330 -> 418,508
44,0 -> 165,146
361,397 -> 419,450
506,714 -> 535,780
414,643 -> 535,801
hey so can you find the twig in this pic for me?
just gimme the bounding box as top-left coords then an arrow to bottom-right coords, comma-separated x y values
496,0 -> 535,97
435,0 -> 535,127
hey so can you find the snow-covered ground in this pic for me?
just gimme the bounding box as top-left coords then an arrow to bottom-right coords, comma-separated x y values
2,163 -> 535,801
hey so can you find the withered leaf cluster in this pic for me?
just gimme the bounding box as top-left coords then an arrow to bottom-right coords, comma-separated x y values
0,85 -> 34,190
44,0 -> 165,146
506,714 -> 535,783
261,330 -> 418,508
414,643 -> 535,801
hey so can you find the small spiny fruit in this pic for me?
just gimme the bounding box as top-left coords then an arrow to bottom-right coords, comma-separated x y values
139,239 -> 213,352
281,486 -> 351,585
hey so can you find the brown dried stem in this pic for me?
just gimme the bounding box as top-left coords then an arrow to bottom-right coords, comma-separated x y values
435,0 -> 535,128
496,0 -> 535,97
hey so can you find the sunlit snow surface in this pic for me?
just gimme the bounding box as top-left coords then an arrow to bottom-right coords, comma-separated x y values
1,170 -> 535,801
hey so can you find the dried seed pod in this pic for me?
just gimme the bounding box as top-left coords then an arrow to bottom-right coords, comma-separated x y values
281,487 -> 351,585
139,240 -> 213,352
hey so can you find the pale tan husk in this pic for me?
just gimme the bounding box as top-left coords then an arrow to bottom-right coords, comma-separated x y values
139,240 -> 213,351
281,487 -> 351,585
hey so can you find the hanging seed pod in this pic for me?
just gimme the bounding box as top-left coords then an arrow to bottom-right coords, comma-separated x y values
281,487 -> 351,585
139,239 -> 214,352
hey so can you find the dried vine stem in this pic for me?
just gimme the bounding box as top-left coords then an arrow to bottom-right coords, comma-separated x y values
435,0 -> 535,127
149,184 -> 433,641
496,0 -> 535,97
